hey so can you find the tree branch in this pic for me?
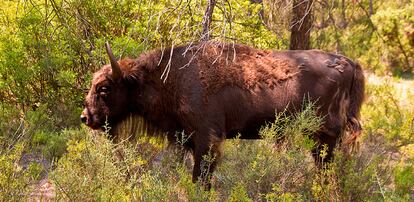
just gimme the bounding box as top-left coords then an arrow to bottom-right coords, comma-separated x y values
201,0 -> 216,41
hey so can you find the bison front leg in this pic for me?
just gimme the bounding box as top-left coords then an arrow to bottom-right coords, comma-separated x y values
312,131 -> 340,168
191,131 -> 223,189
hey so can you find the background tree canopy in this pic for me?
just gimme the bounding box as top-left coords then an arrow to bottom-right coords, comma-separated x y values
0,0 -> 413,200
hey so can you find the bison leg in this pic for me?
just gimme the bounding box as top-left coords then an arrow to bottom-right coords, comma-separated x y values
191,133 -> 223,189
312,133 -> 338,168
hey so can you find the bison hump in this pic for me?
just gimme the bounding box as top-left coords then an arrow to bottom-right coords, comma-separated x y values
196,43 -> 300,96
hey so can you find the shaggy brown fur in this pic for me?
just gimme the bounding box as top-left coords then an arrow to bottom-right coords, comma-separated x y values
195,43 -> 300,96
81,42 -> 365,188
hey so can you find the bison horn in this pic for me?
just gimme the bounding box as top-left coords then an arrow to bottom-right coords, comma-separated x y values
105,42 -> 122,80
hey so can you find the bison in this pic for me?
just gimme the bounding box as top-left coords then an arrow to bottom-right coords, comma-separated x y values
81,41 -> 364,187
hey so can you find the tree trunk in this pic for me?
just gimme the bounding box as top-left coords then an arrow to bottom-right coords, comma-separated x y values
369,0 -> 373,16
289,0 -> 313,50
201,0 -> 216,41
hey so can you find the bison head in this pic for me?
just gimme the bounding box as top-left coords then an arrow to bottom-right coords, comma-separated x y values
81,42 -> 135,130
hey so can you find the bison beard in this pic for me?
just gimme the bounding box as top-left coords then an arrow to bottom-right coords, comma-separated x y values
81,42 -> 365,188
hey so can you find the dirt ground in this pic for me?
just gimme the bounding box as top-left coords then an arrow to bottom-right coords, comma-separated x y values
366,72 -> 414,106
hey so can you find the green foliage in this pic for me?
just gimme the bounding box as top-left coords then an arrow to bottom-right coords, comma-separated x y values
51,133 -> 130,200
313,0 -> 414,75
214,103 -> 321,201
395,162 -> 414,195
0,143 -> 43,201
50,128 -> 218,201
213,1 -> 282,49
227,183 -> 253,202
360,79 -> 414,200
363,80 -> 414,145
370,2 -> 414,75
263,184 -> 303,202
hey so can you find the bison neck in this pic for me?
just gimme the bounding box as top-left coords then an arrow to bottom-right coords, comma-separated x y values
133,83 -> 183,139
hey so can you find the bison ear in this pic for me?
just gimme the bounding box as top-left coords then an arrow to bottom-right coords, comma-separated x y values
124,67 -> 145,87
105,42 -> 122,80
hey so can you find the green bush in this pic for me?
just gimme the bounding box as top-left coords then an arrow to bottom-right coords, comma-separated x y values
370,4 -> 414,75
312,0 -> 414,75
50,128 -> 218,201
35,80 -> 411,201
0,143 -> 43,201
359,80 -> 414,200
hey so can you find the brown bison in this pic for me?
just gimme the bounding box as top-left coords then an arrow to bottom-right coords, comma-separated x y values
81,41 -> 364,187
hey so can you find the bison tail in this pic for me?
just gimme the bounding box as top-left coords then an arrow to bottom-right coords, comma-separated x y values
344,63 -> 365,149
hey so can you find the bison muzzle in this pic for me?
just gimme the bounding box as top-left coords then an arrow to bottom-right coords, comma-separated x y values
81,41 -> 365,188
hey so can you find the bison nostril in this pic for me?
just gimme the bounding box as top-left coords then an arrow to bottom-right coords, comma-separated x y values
80,115 -> 87,123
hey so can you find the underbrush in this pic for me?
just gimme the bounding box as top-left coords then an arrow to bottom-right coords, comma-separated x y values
48,92 -> 414,201
1,80 -> 413,201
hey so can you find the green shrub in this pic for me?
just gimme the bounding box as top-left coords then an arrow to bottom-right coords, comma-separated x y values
214,103 -> 321,201
227,183 -> 253,202
0,143 -> 43,201
370,4 -> 414,75
46,95 -> 413,201
50,128 -> 219,201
